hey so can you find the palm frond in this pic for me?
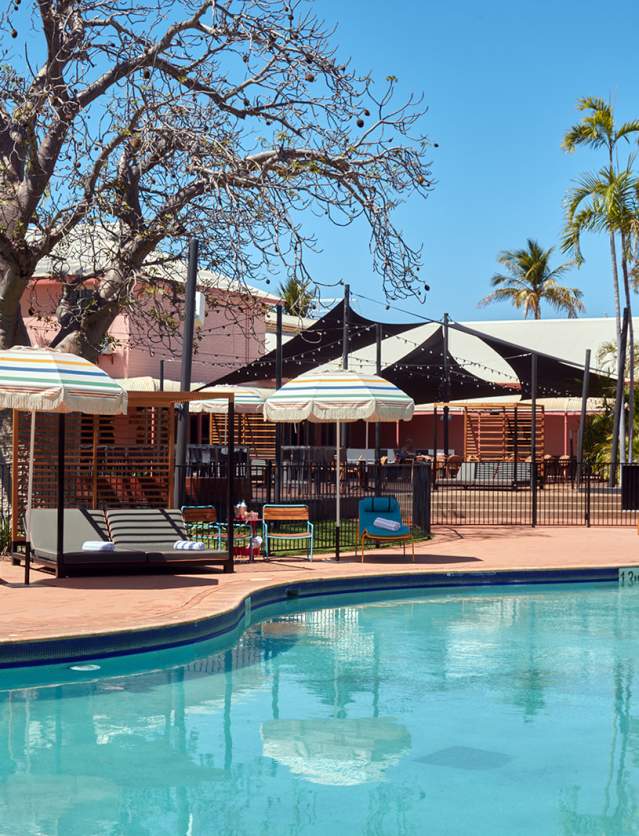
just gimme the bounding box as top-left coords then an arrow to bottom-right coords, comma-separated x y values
615,120 -> 639,144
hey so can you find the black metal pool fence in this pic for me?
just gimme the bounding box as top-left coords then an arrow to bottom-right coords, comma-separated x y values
181,460 -> 431,553
8,457 -> 639,558
430,459 -> 639,528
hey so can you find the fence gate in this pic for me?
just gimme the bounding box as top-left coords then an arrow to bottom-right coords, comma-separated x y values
429,461 -> 639,528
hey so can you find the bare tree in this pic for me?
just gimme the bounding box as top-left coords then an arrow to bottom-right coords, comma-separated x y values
1,0 -> 432,359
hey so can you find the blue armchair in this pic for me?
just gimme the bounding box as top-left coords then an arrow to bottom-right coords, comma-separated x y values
357,496 -> 414,562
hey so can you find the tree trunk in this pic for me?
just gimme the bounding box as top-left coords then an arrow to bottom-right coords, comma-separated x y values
0,260 -> 31,349
609,231 -> 623,463
51,238 -> 158,360
610,231 -> 622,338
621,233 -> 634,462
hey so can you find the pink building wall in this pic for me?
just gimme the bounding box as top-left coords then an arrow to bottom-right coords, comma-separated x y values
348,411 -> 584,457
22,279 -> 276,384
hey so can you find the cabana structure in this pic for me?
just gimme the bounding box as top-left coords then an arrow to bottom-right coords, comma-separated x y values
11,389 -> 238,561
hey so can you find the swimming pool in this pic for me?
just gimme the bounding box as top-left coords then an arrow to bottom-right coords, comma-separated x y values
0,581 -> 636,835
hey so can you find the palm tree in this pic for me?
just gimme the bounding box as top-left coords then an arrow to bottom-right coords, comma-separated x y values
562,98 -> 639,462
479,239 -> 583,319
563,162 -> 639,456
562,96 -> 639,336
278,276 -> 314,317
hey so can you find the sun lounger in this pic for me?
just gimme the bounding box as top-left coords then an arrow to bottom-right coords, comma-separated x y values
26,508 -> 147,578
356,496 -> 414,562
106,508 -> 232,571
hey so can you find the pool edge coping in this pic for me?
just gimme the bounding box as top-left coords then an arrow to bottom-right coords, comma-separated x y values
0,563 -> 626,669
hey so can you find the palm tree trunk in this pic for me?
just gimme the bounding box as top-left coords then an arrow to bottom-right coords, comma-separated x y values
621,233 -> 634,462
609,231 -> 624,463
610,231 -> 622,338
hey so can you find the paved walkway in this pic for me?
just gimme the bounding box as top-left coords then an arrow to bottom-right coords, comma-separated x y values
0,526 -> 636,645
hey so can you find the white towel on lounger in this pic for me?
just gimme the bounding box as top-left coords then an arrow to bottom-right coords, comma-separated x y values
82,541 -> 115,552
173,540 -> 205,551
373,517 -> 401,532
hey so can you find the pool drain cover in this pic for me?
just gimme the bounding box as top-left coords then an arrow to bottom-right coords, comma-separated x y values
68,663 -> 101,672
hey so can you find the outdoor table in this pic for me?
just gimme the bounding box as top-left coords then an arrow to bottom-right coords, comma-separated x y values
233,511 -> 261,561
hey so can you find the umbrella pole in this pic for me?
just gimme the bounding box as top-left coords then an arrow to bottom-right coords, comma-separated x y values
56,413 -> 65,572
335,421 -> 341,561
24,411 -> 36,584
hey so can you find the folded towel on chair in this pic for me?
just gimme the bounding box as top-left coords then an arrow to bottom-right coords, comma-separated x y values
82,541 -> 115,552
173,540 -> 205,551
373,516 -> 401,532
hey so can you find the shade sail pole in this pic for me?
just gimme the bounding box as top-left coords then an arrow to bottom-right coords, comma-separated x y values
173,238 -> 199,508
226,398 -> 235,571
26,411 -> 35,539
275,304 -> 283,502
576,349 -> 591,484
336,420 -> 341,560
55,413 -> 65,580
530,354 -> 538,528
335,283 -> 350,561
443,312 -> 450,457
375,323 -> 382,495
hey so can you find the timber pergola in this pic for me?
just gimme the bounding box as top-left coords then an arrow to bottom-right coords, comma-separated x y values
12,389 -> 238,574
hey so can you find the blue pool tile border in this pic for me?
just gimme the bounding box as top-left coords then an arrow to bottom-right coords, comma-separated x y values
0,566 -> 621,669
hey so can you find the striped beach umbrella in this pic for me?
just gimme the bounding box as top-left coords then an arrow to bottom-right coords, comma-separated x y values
189,385 -> 270,415
263,369 -> 414,423
0,346 -> 128,414
264,370 -> 414,558
0,346 -> 128,583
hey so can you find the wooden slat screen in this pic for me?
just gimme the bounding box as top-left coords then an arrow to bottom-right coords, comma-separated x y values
209,413 -> 275,459
14,407 -> 173,538
463,404 -> 544,461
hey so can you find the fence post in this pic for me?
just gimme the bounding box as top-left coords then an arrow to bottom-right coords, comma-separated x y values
530,354 -> 538,527
412,462 -> 431,536
585,463 -> 591,527
266,460 -> 272,504
424,463 -> 431,535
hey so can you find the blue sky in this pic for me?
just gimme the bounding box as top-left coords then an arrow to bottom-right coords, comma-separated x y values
277,0 -> 639,323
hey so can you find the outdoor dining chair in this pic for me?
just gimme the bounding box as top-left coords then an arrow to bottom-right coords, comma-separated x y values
262,504 -> 314,561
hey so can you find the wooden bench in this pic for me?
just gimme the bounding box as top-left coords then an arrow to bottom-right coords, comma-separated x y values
262,504 -> 314,561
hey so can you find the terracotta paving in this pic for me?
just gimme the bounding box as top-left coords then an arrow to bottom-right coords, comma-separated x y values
0,525 -> 636,646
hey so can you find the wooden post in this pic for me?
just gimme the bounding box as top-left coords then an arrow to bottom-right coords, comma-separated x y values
91,414 -> 98,508
167,404 -> 176,508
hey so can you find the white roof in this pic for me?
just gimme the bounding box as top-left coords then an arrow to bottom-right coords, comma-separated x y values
31,224 -> 279,303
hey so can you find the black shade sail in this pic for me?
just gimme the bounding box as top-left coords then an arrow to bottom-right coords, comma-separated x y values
382,327 -> 521,403
212,300 -> 421,386
451,322 -> 615,398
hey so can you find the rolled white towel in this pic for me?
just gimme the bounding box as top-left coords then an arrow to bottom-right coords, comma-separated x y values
82,541 -> 115,552
373,516 -> 401,532
173,540 -> 206,551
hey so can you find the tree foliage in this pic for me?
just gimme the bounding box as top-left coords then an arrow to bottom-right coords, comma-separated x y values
479,239 -> 583,319
0,0 -> 432,359
278,275 -> 314,317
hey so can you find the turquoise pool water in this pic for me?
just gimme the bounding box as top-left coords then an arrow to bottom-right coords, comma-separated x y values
0,582 -> 637,835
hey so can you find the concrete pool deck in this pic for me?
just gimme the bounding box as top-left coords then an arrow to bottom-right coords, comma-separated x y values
0,526 -> 636,654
